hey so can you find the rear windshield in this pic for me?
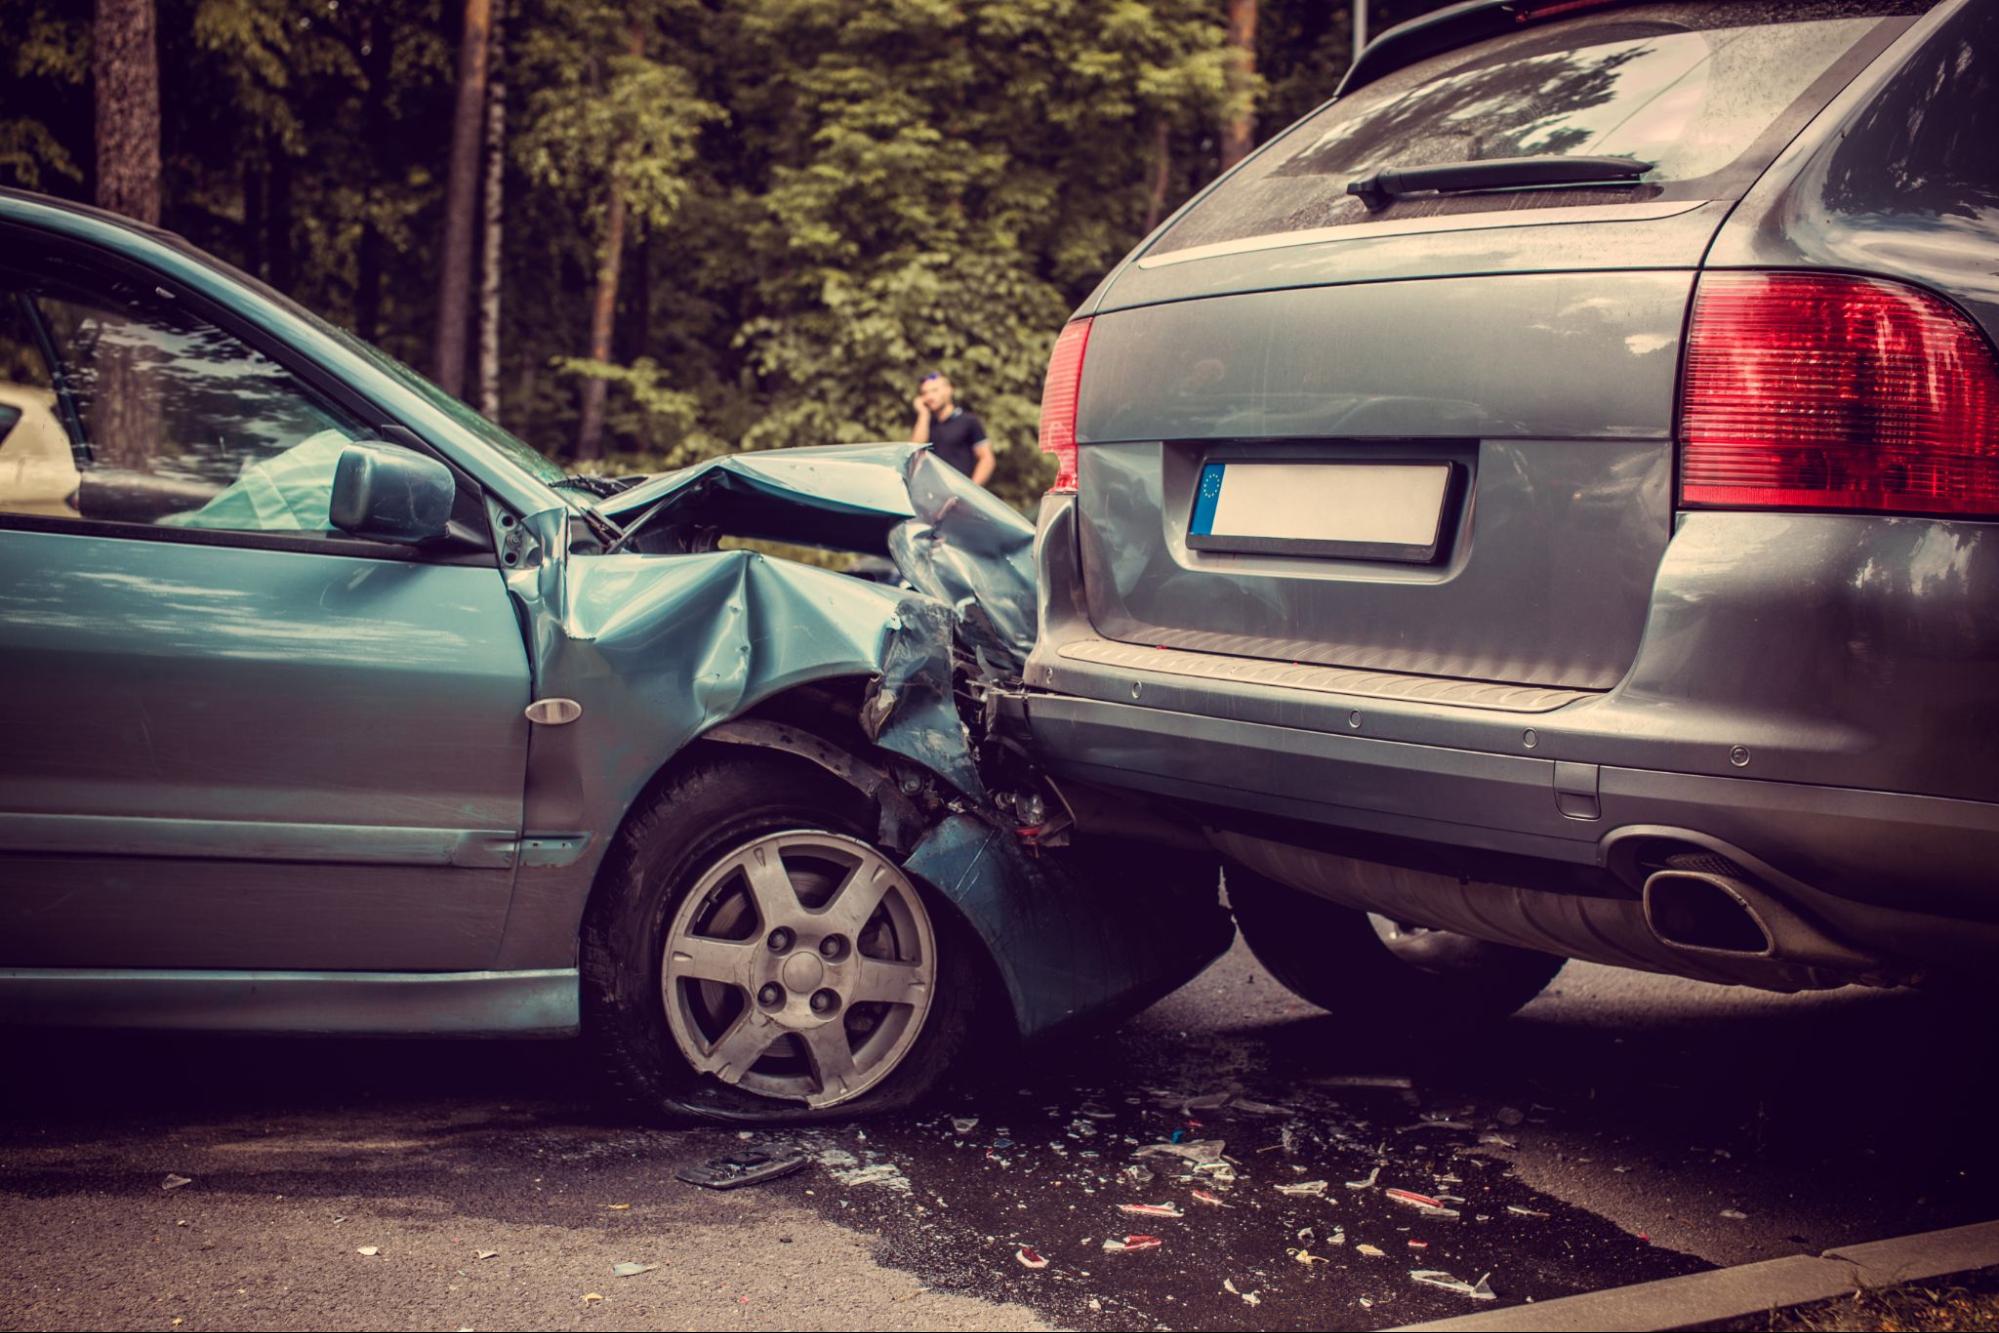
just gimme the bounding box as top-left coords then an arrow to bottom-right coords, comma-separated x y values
1151,1 -> 1925,259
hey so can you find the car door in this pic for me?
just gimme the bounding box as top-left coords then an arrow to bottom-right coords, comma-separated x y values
0,232 -> 533,971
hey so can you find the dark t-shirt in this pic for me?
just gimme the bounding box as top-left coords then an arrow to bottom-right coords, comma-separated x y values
926,409 -> 987,478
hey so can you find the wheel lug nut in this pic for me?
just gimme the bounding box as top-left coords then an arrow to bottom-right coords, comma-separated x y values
758,983 -> 782,1007
809,989 -> 840,1015
766,928 -> 793,952
819,935 -> 847,960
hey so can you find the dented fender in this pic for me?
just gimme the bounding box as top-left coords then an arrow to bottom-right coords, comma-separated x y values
492,444 -> 1225,1038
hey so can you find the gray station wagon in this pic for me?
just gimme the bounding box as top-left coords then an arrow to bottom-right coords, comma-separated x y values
1009,0 -> 1999,1023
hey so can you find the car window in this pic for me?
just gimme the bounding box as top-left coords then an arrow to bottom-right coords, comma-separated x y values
1152,1 -> 1923,257
0,251 -> 390,535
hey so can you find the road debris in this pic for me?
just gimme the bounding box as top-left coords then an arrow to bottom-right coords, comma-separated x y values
1356,1243 -> 1387,1258
1134,1139 -> 1226,1166
611,1262 -> 656,1278
1118,1202 -> 1184,1218
1346,1165 -> 1382,1190
606,1203 -> 632,1211
1386,1188 -> 1463,1219
1103,1235 -> 1163,1254
161,1174 -> 192,1191
1015,1245 -> 1049,1270
1192,1189 -> 1231,1208
582,1292 -> 603,1305
675,1148 -> 807,1190
1411,1269 -> 1497,1300
1290,1247 -> 1330,1265
1496,1107 -> 1526,1126
1224,1277 -> 1261,1306
356,1246 -> 380,1257
1274,1180 -> 1329,1197
475,1249 -> 499,1261
1721,1208 -> 1749,1220
1506,1205 -> 1550,1218
951,1117 -> 979,1136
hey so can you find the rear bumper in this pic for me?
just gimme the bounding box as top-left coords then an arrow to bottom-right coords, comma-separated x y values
1016,496 -> 1999,968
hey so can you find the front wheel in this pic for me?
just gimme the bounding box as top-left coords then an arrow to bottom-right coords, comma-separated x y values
582,751 -> 979,1122
1229,863 -> 1564,1031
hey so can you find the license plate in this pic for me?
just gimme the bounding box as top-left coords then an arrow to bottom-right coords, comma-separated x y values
1188,460 -> 1454,562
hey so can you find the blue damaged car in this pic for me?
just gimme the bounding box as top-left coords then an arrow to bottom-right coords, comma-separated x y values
0,189 -> 1232,1122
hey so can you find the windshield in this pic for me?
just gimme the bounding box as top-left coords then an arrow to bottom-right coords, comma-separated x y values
1152,2 -> 1917,257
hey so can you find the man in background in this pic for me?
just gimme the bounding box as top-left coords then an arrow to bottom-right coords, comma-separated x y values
910,371 -> 994,487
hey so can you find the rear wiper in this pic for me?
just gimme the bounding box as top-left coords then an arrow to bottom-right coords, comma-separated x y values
1347,155 -> 1652,212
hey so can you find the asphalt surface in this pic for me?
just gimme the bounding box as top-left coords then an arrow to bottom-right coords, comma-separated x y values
4,938 -> 1997,1332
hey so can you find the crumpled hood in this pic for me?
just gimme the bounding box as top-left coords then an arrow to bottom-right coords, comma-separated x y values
597,442 -> 1038,673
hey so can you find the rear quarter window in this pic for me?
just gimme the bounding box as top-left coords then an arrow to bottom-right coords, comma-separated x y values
1153,0 -> 1927,258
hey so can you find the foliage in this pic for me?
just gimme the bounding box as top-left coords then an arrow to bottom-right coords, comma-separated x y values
0,0 -> 1455,508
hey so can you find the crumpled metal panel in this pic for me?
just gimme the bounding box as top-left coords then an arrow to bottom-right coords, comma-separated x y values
601,442 -> 1038,671
905,814 -> 1233,1038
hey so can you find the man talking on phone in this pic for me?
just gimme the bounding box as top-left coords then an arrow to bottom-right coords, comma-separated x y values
910,371 -> 995,487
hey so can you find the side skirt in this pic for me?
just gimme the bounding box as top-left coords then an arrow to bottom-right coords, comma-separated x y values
0,968 -> 579,1036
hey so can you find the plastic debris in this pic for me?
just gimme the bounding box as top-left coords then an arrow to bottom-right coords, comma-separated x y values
1224,1277 -> 1261,1307
951,1117 -> 979,1136
611,1262 -> 656,1278
1134,1139 -> 1226,1166
475,1249 -> 499,1261
1346,1166 -> 1382,1190
675,1149 -> 807,1190
160,1173 -> 193,1192
1290,1247 -> 1330,1265
1103,1235 -> 1163,1254
1506,1205 -> 1549,1218
1411,1269 -> 1497,1301
582,1293 -> 603,1305
1720,1208 -> 1748,1220
1015,1246 -> 1049,1270
1275,1180 -> 1329,1198
1386,1188 -> 1462,1219
356,1246 -> 380,1257
1357,1244 -> 1386,1258
1118,1202 -> 1184,1218
1191,1189 -> 1231,1208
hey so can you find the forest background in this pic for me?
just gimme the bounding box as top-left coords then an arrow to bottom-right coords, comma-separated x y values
3,0 -> 1453,506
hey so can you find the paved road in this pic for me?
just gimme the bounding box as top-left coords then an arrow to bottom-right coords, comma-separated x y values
4,939 -> 1996,1332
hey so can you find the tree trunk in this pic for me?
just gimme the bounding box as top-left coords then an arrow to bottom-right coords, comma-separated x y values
573,186 -> 626,463
266,143 -> 295,294
476,0 -> 507,424
1219,0 -> 1259,172
433,0 -> 492,399
1142,118 -> 1173,234
93,0 -> 161,225
574,22 -> 644,463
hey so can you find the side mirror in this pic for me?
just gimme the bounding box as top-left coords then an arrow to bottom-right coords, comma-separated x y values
329,443 -> 455,545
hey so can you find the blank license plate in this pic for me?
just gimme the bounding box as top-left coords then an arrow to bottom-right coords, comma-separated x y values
1188,461 -> 1453,561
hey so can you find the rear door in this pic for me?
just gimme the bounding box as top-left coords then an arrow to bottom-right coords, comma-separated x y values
1072,1 -> 1925,692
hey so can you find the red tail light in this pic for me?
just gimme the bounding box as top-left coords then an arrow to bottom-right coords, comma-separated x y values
1680,272 -> 1999,518
1038,319 -> 1092,494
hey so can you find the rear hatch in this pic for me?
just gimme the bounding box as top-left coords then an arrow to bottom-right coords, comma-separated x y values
1068,0 -> 1924,692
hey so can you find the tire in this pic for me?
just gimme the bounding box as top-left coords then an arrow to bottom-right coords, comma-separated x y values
582,749 -> 980,1123
1228,863 -> 1564,1030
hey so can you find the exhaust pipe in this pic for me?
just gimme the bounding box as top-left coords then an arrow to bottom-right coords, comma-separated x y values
1642,867 -> 1876,974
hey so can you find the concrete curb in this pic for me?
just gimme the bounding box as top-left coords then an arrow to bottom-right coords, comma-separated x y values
1391,1219 -> 1999,1332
